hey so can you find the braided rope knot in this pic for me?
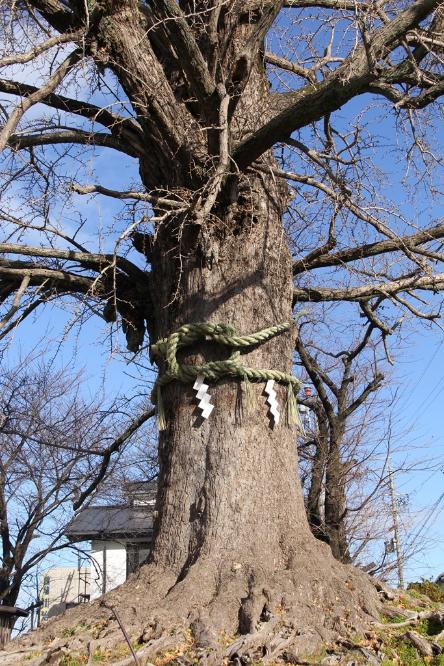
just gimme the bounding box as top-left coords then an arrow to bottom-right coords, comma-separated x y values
150,321 -> 302,429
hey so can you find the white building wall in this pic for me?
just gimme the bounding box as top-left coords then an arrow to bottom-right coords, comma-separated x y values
90,540 -> 127,600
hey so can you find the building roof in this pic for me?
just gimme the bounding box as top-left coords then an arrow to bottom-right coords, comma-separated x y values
65,505 -> 154,540
124,479 -> 157,507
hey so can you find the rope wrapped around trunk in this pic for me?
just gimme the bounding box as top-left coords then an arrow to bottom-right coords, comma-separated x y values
150,321 -> 302,430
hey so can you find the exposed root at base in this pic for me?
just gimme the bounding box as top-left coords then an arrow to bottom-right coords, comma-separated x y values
0,550 -> 384,666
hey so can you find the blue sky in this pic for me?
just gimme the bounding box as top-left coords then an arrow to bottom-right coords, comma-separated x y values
391,329 -> 444,581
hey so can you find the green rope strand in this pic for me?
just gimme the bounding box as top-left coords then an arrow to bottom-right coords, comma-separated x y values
150,320 -> 302,429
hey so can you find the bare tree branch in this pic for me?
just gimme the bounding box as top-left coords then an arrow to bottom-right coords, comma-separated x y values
0,242 -> 147,282
8,129 -> 141,157
72,406 -> 155,510
284,0 -> 370,9
0,31 -> 82,67
233,0 -> 441,169
0,262 -> 97,295
0,49 -> 83,152
264,52 -> 316,83
0,78 -> 144,153
70,183 -> 186,208
293,222 -> 444,274
293,272 -> 444,303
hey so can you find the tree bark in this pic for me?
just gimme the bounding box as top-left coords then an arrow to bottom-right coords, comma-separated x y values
145,31 -> 309,591
151,172 -> 304,567
324,430 -> 350,563
307,411 -> 329,544
134,172 -> 374,641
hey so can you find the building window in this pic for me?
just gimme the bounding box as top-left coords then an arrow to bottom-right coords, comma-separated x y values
126,542 -> 150,577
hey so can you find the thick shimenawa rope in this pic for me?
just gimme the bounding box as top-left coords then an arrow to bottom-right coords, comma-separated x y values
150,321 -> 302,430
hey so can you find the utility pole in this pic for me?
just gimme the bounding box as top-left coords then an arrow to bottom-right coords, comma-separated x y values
388,464 -> 405,589
35,573 -> 41,628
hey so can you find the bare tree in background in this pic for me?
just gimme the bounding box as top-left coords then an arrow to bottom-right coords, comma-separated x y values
0,356 -> 155,645
296,314 -> 385,561
2,0 -> 444,657
297,317 -> 443,582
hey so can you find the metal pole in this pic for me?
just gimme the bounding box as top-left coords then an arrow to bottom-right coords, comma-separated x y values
35,573 -> 41,627
388,464 -> 405,589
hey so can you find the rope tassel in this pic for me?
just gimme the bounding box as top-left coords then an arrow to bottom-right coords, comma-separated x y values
286,383 -> 302,430
242,374 -> 255,415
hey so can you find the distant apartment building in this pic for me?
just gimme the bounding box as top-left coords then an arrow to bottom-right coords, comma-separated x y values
40,566 -> 90,620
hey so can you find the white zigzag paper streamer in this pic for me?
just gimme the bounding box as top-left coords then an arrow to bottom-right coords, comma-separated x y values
265,379 -> 280,425
193,375 -> 214,419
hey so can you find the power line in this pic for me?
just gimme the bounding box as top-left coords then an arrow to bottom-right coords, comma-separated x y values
405,489 -> 444,555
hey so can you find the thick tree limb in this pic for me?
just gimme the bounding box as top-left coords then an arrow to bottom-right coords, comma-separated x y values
0,78 -> 144,154
293,222 -> 444,274
29,0 -> 79,32
0,243 -> 147,282
233,0 -> 441,169
95,0 -> 197,185
264,52 -> 316,83
150,0 -> 216,109
284,0 -> 370,9
293,272 -> 444,303
0,262 -> 97,295
8,129 -> 140,157
227,1 -> 285,118
399,77 -> 444,108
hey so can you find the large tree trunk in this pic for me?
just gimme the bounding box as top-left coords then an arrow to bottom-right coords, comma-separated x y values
127,44 -> 378,656
145,40 -> 316,629
134,164 -> 378,648
149,166 -> 311,619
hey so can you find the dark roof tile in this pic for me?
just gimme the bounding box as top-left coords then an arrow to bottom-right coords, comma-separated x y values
65,505 -> 153,538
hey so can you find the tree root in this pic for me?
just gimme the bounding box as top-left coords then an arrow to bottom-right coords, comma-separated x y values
401,630 -> 443,658
374,609 -> 444,629
0,547 -> 382,665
